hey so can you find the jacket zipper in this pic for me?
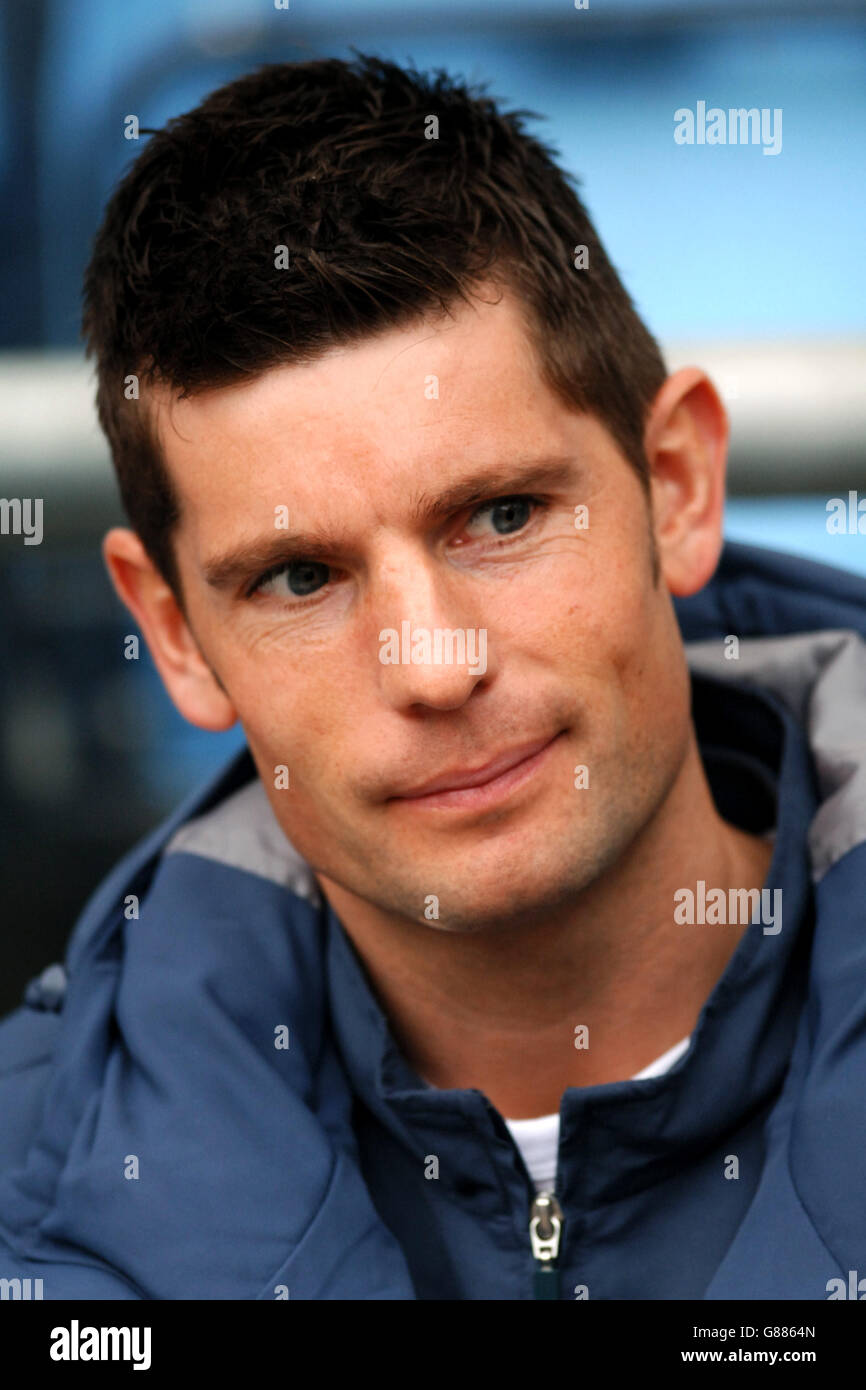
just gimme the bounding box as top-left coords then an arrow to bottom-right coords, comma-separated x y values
529,1190 -> 563,1299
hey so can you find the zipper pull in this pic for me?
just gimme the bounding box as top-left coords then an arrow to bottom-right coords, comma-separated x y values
529,1190 -> 563,1300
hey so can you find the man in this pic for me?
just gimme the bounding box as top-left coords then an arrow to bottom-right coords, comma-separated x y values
1,54 -> 865,1301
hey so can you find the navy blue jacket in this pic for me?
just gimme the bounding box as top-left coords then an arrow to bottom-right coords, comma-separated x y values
1,540 -> 866,1300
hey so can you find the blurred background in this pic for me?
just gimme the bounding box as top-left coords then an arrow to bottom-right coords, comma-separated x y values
1,0 -> 865,1013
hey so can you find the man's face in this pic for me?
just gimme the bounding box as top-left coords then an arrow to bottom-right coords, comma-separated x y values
157,285 -> 693,931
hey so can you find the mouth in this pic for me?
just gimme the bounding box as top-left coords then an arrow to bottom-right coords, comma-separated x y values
389,731 -> 565,812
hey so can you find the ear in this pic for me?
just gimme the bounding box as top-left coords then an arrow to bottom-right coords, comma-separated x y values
102,527 -> 237,732
644,367 -> 728,597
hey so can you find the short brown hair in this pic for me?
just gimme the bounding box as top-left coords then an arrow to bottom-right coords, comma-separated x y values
82,53 -> 667,599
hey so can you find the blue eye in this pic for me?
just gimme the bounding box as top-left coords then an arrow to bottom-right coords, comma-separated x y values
286,561 -> 330,595
254,560 -> 331,599
466,496 -> 536,537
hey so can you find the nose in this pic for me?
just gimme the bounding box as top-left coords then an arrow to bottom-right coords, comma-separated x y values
370,545 -> 491,713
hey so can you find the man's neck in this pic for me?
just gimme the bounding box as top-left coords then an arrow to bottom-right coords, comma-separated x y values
317,736 -> 775,1119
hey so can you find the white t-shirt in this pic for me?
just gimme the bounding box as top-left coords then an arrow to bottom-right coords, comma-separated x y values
504,1036 -> 691,1191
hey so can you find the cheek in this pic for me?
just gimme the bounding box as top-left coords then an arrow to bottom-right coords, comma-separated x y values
549,548 -> 656,679
557,561 -> 686,757
222,650 -> 338,774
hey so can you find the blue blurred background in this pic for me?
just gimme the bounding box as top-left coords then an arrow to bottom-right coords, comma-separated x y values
1,0 -> 864,1011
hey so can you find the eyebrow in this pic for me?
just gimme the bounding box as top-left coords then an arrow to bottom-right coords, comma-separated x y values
201,455 -> 578,591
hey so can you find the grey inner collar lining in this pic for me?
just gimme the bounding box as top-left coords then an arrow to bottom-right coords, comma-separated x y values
685,629 -> 866,881
165,777 -> 321,905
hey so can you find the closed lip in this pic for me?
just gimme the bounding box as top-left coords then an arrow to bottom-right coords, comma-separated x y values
390,733 -> 560,800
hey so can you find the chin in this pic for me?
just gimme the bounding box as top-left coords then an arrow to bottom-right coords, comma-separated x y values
411,866 -> 584,934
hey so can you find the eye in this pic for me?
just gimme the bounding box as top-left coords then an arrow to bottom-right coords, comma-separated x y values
462,495 -> 538,540
249,559 -> 331,600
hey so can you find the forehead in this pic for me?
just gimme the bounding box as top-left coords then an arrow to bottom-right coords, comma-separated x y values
152,284 -> 588,552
